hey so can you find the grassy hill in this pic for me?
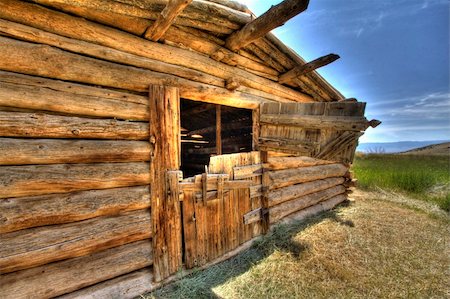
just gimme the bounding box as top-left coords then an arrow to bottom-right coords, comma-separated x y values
400,141 -> 450,155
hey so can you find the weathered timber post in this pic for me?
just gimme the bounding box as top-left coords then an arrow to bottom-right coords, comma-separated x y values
149,85 -> 182,282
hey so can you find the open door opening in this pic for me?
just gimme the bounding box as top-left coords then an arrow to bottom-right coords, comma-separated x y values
180,99 -> 253,177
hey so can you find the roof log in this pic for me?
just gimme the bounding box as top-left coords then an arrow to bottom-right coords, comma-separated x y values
144,0 -> 193,41
279,54 -> 340,84
225,0 -> 310,52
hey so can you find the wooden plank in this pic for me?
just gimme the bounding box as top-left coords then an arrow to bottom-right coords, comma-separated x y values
216,105 -> 222,155
182,191 -> 197,268
0,210 -> 151,274
0,138 -> 151,165
179,179 -> 253,191
0,162 -> 150,199
279,54 -> 340,84
233,163 -> 263,179
0,112 -> 148,140
0,186 -> 150,234
149,85 -> 182,282
268,163 -> 348,190
0,240 -> 152,299
144,0 -> 193,41
260,114 -> 371,131
268,177 -> 345,207
265,156 -> 333,170
269,185 -> 346,223
225,0 -> 309,51
252,107 -> 260,151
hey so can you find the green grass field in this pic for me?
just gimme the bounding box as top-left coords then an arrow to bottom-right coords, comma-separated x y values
352,154 -> 450,212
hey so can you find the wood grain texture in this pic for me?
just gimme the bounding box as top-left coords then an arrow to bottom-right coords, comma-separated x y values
144,0 -> 193,41
0,186 -> 150,234
0,209 -> 151,274
279,54 -> 340,84
0,240 -> 153,299
225,0 -> 309,51
0,138 -> 151,165
0,111 -> 148,140
0,72 -> 148,121
0,1 -> 313,104
149,85 -> 182,281
59,268 -> 154,299
265,156 -> 333,170
0,19 -> 223,89
268,163 -> 348,189
0,162 -> 150,199
268,177 -> 345,207
269,185 -> 346,223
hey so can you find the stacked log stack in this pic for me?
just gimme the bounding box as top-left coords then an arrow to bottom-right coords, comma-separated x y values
264,156 -> 350,224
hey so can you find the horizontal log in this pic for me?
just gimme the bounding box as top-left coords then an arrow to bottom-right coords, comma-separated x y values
0,186 -> 150,234
0,209 -> 151,274
268,163 -> 348,189
225,0 -> 309,51
0,240 -> 153,299
0,138 -> 150,165
274,194 -> 347,226
265,156 -> 334,170
59,268 -> 154,299
0,37 -> 263,109
0,19 -> 223,89
0,162 -> 150,199
0,112 -> 148,140
0,75 -> 148,121
268,177 -> 345,207
261,114 -> 371,131
180,179 -> 254,192
0,1 -> 313,104
269,185 -> 346,223
279,54 -> 340,84
0,70 -> 147,104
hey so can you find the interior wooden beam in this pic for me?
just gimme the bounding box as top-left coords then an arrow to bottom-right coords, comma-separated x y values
144,0 -> 193,41
187,119 -> 251,136
225,0 -> 309,51
279,54 -> 340,84
216,105 -> 222,155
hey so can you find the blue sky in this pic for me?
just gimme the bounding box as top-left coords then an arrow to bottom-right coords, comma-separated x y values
240,0 -> 449,142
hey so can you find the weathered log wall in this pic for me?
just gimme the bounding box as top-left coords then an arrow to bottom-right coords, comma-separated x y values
0,37 -> 154,297
264,155 -> 350,224
0,0 -> 350,297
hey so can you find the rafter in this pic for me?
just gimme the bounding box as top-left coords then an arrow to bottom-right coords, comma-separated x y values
144,0 -> 193,42
279,54 -> 340,84
225,0 -> 309,52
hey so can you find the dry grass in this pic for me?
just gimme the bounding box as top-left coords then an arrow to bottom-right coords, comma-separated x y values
145,190 -> 450,299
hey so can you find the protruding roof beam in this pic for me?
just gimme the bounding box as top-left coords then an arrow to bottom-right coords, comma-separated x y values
279,54 -> 340,84
144,0 -> 193,41
225,0 -> 310,52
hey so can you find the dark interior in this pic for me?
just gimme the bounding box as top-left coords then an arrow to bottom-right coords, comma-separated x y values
180,99 -> 253,177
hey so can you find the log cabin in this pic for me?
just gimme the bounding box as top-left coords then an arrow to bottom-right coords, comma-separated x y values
0,0 -> 380,297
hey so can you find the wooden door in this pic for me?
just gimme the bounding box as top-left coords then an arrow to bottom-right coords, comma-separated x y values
181,152 -> 262,269
149,85 -> 182,282
258,101 -> 378,163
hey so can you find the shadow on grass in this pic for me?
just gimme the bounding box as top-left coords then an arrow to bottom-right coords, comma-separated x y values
145,201 -> 354,299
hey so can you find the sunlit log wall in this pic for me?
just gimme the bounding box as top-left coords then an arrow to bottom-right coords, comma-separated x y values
264,155 -> 351,225
0,0 -> 347,297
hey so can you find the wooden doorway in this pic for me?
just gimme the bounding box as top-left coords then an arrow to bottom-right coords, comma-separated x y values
180,152 -> 263,269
